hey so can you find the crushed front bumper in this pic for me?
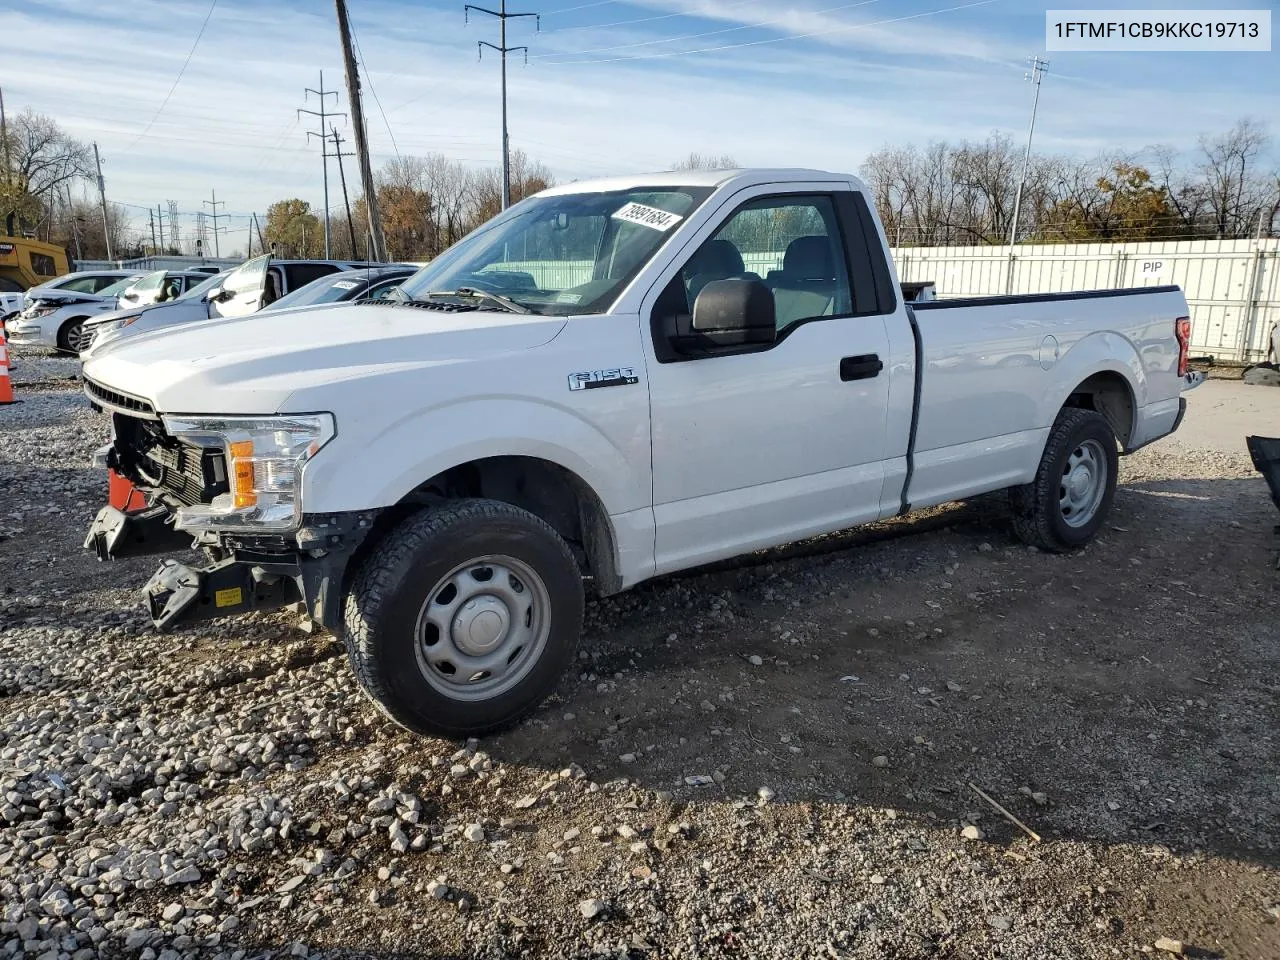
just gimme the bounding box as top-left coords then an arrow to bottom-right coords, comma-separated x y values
84,504 -> 195,561
84,500 -> 381,633
142,556 -> 302,632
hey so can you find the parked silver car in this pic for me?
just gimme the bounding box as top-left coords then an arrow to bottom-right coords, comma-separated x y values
7,273 -> 147,353
79,257 -> 370,357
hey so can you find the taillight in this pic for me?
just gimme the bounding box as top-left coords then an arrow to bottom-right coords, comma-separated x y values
1175,316 -> 1191,377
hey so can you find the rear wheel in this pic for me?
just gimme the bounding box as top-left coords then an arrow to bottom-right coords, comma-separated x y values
342,499 -> 585,738
57,316 -> 92,355
1010,408 -> 1118,552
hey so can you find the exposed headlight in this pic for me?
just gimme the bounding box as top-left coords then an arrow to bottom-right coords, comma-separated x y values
25,303 -> 57,319
161,414 -> 336,532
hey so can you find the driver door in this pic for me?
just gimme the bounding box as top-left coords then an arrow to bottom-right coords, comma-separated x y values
642,183 -> 893,575
209,255 -> 271,318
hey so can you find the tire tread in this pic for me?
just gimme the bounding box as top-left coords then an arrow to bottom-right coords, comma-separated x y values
342,498 -> 583,737
1009,407 -> 1115,553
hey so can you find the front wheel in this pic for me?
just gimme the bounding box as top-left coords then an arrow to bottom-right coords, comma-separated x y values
1009,408 -> 1118,552
342,499 -> 585,738
57,317 -> 92,355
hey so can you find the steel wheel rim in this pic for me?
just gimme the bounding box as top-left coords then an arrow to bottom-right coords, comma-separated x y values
65,322 -> 90,353
413,554 -> 551,702
1059,438 -> 1107,528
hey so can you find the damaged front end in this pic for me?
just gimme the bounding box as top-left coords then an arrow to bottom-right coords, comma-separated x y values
83,387 -> 377,633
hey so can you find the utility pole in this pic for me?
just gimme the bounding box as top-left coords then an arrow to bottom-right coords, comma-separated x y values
156,203 -> 166,254
149,208 -> 157,255
334,0 -> 386,261
299,70 -> 345,259
253,212 -> 266,255
466,0 -> 538,210
62,183 -> 82,260
329,124 -> 359,257
1005,55 -> 1048,293
0,86 -> 10,188
93,142 -> 114,261
203,189 -> 225,258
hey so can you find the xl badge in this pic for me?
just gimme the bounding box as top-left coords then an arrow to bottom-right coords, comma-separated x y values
567,368 -> 639,391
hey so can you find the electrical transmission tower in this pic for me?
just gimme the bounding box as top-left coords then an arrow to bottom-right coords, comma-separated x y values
203,189 -> 226,258
168,200 -> 181,253
465,0 -> 539,211
299,70 -> 346,259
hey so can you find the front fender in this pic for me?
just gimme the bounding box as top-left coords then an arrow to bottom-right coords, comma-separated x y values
301,396 -> 649,518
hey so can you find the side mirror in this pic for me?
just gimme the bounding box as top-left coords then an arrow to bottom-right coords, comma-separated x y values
691,278 -> 776,347
207,287 -> 231,303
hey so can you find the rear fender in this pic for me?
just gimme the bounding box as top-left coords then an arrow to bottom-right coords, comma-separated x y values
1049,332 -> 1146,439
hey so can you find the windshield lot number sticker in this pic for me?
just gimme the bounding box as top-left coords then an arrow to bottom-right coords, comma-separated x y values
568,368 -> 639,391
612,202 -> 683,231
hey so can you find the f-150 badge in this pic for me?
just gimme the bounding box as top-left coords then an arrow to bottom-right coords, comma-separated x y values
568,368 -> 639,391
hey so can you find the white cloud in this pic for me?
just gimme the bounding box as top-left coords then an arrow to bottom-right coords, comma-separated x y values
3,0 -> 1274,252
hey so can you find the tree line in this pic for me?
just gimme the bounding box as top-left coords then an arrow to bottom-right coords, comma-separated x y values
861,118 -> 1279,246
5,99 -> 1275,267
261,150 -> 555,262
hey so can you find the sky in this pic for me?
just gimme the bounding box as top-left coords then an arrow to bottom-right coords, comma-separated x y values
2,0 -> 1276,255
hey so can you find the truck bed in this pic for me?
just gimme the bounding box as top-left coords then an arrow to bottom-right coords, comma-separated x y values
894,285 -> 1190,512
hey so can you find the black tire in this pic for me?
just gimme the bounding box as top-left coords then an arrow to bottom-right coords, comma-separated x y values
342,498 -> 585,738
1009,407 -> 1118,552
56,316 -> 90,355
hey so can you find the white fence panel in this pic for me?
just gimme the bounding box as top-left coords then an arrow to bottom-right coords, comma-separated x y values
892,239 -> 1279,362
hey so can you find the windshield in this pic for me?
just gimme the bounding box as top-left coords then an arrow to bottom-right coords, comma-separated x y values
395,185 -> 714,315
265,273 -> 371,310
178,271 -> 230,300
98,276 -> 145,297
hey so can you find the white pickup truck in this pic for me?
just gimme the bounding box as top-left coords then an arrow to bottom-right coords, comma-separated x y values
80,167 -> 1204,738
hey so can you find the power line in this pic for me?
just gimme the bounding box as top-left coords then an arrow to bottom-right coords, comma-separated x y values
539,0 -> 997,64
466,0 -> 541,210
542,0 -> 621,14
545,0 -> 766,34
533,0 -> 883,58
119,0 -> 219,154
349,25 -> 401,160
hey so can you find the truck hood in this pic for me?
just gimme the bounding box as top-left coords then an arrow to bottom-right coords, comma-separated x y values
81,303 -> 568,415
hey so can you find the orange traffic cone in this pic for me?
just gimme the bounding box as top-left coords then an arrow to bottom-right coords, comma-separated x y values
0,329 -> 14,405
108,468 -> 146,512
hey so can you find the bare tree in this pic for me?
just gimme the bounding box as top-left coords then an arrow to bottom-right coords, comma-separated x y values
1,108 -> 94,234
1196,119 -> 1271,238
670,152 -> 738,171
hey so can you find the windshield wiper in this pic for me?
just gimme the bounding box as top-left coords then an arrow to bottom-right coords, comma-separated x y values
424,288 -> 531,314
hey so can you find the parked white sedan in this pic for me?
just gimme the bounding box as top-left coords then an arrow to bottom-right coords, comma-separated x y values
6,274 -> 146,353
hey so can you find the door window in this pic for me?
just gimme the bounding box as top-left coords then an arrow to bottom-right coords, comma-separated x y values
363,277 -> 404,301
284,262 -> 341,291
223,255 -> 269,299
674,195 -> 853,334
59,276 -> 105,293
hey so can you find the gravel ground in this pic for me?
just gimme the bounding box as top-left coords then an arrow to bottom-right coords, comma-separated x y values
1,350 -> 1278,960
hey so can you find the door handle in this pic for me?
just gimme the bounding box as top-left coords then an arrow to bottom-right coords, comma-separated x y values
840,354 -> 883,381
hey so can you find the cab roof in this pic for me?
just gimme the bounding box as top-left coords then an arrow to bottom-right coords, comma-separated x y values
535,167 -> 859,198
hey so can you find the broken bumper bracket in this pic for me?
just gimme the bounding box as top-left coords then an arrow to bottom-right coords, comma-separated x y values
83,505 -> 195,561
144,557 -> 301,632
